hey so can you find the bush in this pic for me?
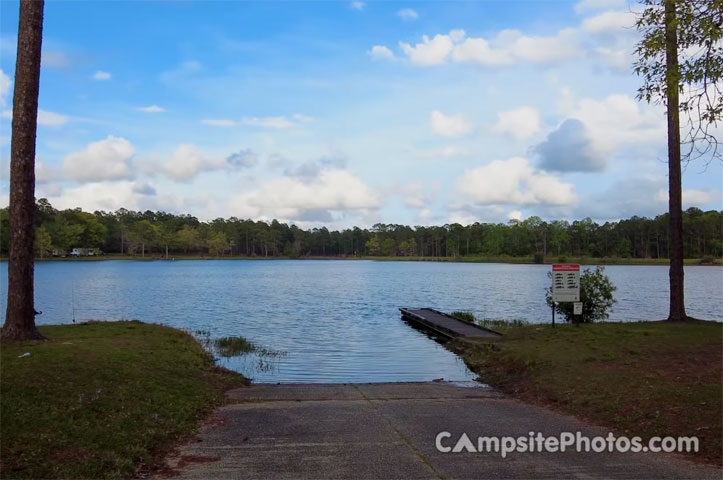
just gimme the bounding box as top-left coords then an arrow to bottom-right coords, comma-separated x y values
533,252 -> 545,264
545,266 -> 616,323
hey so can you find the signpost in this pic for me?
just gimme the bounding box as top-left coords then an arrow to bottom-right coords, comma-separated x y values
551,264 -> 580,326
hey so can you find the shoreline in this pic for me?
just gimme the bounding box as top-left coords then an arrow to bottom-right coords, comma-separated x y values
2,255 -> 721,266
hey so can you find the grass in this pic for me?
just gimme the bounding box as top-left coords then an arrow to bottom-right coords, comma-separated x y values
451,311 -> 528,328
0,321 -> 248,479
449,320 -> 723,465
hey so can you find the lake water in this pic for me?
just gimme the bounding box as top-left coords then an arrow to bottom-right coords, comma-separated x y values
1,260 -> 721,383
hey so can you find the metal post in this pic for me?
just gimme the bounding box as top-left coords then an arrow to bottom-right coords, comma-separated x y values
552,303 -> 555,328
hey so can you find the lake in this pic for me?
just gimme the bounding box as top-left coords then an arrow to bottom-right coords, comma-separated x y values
1,260 -> 721,383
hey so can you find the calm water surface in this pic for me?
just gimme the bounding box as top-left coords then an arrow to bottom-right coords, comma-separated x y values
1,260 -> 721,383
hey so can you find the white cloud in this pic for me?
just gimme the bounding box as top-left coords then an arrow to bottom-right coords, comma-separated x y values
242,116 -> 295,129
369,45 -> 396,61
42,181 -> 181,213
452,36 -> 513,67
137,105 -> 165,113
400,34 -> 455,66
63,136 -> 135,182
162,144 -> 226,182
350,1 -> 365,10
37,110 -> 69,127
229,168 -> 382,222
292,113 -> 314,123
397,8 -> 419,21
398,28 -> 582,67
430,110 -> 472,137
400,181 -> 428,208
505,28 -> 582,64
559,92 -> 665,157
2,108 -> 69,127
92,71 -> 111,81
42,50 -> 70,69
202,118 -> 236,127
456,157 -> 577,206
0,69 -> 10,107
492,106 -> 541,140
574,0 -> 626,13
656,188 -> 716,207
581,10 -> 636,34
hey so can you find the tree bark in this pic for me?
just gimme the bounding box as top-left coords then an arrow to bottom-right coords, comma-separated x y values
665,0 -> 687,321
2,0 -> 45,342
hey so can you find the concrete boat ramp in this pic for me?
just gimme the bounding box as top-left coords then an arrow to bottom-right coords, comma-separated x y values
155,382 -> 719,479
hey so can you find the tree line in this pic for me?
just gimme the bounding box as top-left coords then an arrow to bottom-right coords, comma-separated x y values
1,199 -> 720,260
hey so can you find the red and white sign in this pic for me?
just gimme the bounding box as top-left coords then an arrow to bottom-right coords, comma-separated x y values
552,264 -> 580,302
553,264 -> 580,272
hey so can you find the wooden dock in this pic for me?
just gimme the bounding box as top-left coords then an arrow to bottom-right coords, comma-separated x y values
399,308 -> 502,339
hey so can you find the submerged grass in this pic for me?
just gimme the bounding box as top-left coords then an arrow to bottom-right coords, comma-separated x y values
0,321 -> 248,479
449,320 -> 723,465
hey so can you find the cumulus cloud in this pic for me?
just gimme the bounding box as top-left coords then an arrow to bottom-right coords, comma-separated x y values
162,144 -> 225,182
492,106 -> 541,140
369,45 -> 396,61
350,1 -> 365,10
241,116 -> 295,129
229,168 -> 382,222
42,181 -> 181,213
63,136 -> 135,182
581,10 -> 636,34
202,118 -> 236,127
0,69 -> 10,107
430,110 -> 472,137
558,92 -> 666,157
132,182 -> 157,195
534,119 -> 605,172
400,34 -> 456,65
397,8 -> 419,21
226,148 -> 258,168
137,105 -> 165,113
284,153 -> 348,179
92,71 -> 111,81
397,28 -> 582,67
456,157 -> 577,207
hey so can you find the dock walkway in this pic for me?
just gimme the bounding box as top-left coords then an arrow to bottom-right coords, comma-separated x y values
399,308 -> 502,339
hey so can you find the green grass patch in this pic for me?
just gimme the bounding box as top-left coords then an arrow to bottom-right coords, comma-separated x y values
450,320 -> 723,466
0,321 -> 248,479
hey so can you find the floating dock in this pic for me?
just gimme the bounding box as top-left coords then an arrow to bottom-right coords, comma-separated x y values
399,308 -> 503,339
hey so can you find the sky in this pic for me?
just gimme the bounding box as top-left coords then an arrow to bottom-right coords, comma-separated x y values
0,0 -> 721,229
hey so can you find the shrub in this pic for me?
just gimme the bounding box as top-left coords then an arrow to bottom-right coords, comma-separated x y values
533,252 -> 545,264
545,266 -> 617,323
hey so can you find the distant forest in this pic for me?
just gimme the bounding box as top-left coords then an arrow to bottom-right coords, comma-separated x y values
1,199 -> 721,259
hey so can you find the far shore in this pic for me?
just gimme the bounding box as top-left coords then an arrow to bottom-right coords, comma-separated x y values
2,254 -> 721,266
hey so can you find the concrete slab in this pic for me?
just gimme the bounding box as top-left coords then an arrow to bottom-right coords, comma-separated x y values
157,383 -> 721,479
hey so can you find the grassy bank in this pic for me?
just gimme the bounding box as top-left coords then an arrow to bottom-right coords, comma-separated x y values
449,320 -> 723,465
0,321 -> 247,479
14,254 -> 722,265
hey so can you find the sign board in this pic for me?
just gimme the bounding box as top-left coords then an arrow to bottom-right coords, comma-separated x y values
552,264 -> 580,302
573,302 -> 583,315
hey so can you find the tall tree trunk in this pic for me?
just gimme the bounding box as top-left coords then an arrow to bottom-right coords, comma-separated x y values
665,0 -> 687,321
2,0 -> 45,342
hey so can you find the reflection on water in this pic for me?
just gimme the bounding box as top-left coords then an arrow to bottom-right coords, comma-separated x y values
0,260 -> 721,383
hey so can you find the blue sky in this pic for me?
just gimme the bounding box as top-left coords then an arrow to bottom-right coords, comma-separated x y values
0,0 -> 721,228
